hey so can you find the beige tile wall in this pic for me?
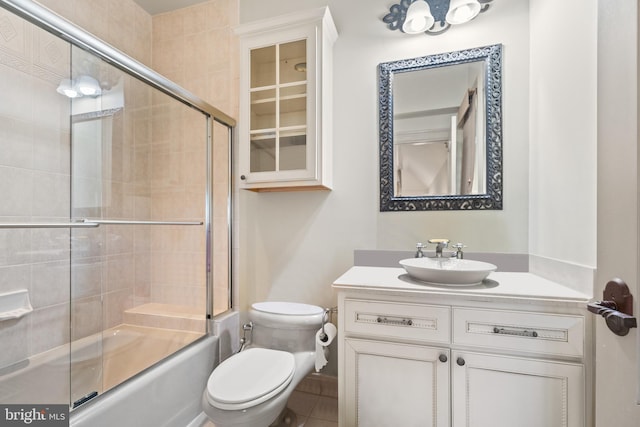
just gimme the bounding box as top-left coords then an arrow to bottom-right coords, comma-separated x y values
151,0 -> 238,316
0,6 -> 72,367
0,0 -> 236,370
0,0 -> 154,362
37,0 -> 156,336
152,0 -> 239,115
36,0 -> 152,67
35,0 -> 212,327
148,96 -> 208,311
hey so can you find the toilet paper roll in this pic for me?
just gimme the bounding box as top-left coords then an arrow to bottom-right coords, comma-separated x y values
315,323 -> 337,372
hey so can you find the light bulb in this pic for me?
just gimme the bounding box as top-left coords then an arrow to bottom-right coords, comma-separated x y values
450,5 -> 474,22
402,1 -> 435,34
446,0 -> 481,25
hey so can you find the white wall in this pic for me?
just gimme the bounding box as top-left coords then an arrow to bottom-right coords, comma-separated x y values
529,0 -> 597,267
236,0 -> 532,313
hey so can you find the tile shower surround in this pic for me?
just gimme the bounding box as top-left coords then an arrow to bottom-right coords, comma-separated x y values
0,6 -> 76,365
151,0 -> 238,315
0,0 -> 238,366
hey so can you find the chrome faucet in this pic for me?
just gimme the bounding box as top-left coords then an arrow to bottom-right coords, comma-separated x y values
415,243 -> 426,258
451,243 -> 466,259
428,239 -> 450,258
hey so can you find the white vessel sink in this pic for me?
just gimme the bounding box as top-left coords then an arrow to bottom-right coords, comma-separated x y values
399,258 -> 497,286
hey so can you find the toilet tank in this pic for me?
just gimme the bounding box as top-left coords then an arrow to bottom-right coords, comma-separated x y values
249,302 -> 324,352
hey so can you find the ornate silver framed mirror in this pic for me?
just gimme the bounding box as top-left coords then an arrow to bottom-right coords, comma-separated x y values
379,44 -> 502,211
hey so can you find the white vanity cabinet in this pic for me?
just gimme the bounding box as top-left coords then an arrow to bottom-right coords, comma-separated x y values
451,351 -> 584,427
235,7 -> 337,191
343,299 -> 452,426
344,338 -> 450,427
334,269 -> 591,427
450,307 -> 585,427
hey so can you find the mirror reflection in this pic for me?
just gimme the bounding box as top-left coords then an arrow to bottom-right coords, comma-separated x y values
394,61 -> 485,196
379,44 -> 503,211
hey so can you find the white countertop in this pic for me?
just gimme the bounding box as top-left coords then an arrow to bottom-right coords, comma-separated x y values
332,266 -> 591,304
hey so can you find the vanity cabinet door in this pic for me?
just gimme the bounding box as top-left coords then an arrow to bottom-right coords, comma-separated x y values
344,338 -> 450,427
451,351 -> 584,427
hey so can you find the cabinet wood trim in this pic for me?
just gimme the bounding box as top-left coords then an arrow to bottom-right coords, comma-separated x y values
451,351 -> 584,427
345,298 -> 451,344
345,338 -> 450,427
453,307 -> 585,357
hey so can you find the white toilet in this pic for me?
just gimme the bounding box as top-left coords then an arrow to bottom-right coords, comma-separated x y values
202,301 -> 325,427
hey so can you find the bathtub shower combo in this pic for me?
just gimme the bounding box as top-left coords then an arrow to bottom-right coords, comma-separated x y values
0,0 -> 234,424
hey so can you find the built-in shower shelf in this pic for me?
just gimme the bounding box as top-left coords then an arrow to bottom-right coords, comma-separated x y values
123,303 -> 205,333
0,289 -> 33,321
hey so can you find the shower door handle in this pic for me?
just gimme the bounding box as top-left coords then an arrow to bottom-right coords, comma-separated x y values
0,220 -> 204,229
78,219 -> 203,226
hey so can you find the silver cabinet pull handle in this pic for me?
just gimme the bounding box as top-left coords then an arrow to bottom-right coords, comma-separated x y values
376,316 -> 413,326
493,327 -> 538,338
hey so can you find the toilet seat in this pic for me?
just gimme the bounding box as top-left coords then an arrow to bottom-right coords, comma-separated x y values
206,348 -> 295,410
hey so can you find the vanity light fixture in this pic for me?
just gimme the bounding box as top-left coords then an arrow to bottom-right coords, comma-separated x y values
56,75 -> 102,98
383,0 -> 493,35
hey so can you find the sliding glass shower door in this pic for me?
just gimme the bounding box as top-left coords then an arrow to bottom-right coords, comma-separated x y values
68,45 -> 210,407
0,8 -> 74,406
0,2 -> 233,410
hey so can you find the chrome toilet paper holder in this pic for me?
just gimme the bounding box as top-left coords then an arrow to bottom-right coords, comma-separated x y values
319,307 -> 338,342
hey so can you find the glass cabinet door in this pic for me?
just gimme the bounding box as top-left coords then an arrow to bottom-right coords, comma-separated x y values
237,6 -> 336,191
249,39 -> 307,174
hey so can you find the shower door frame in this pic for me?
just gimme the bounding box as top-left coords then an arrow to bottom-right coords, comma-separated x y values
0,0 -> 236,324
0,0 -> 236,346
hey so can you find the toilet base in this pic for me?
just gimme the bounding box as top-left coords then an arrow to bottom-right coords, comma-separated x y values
269,407 -> 297,427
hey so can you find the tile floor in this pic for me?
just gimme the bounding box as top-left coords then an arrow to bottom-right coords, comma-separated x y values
286,373 -> 338,426
201,374 -> 338,427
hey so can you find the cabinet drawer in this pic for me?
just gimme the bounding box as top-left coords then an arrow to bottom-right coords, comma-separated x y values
344,299 -> 451,344
453,308 -> 584,357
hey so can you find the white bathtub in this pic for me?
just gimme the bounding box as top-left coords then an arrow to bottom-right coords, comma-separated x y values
0,327 -> 218,427
0,331 -> 123,405
71,334 -> 218,427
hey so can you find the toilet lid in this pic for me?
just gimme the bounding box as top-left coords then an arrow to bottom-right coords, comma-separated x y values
252,301 -> 324,316
206,348 -> 295,410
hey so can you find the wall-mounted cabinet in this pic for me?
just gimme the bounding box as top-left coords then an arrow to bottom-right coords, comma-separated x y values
235,7 -> 337,191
